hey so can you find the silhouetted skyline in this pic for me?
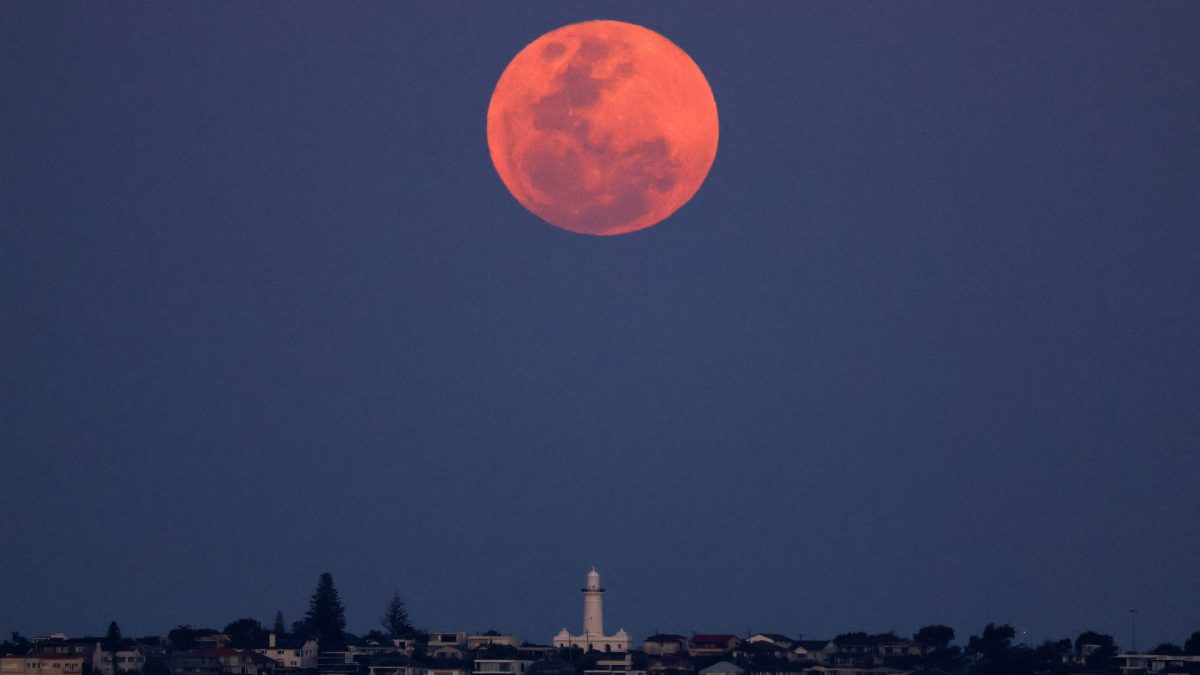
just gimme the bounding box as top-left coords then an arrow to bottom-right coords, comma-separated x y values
1,1 -> 1197,650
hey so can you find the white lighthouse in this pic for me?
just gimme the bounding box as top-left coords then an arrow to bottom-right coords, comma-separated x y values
583,567 -> 604,635
553,568 -> 630,653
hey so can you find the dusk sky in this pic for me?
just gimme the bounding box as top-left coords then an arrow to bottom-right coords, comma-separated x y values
2,2 -> 1198,651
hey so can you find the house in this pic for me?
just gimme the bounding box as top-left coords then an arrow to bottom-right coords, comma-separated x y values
104,649 -> 148,674
426,635 -> 465,649
348,642 -> 398,660
584,652 -> 644,675
744,637 -> 794,651
734,642 -> 789,663
26,639 -> 91,656
20,640 -> 97,666
646,653 -> 691,675
196,636 -> 233,650
252,636 -> 318,670
643,637 -> 687,658
697,662 -> 743,675
467,637 -> 519,652
151,652 -> 222,675
427,667 -> 470,675
643,635 -> 691,675
94,643 -> 150,675
876,642 -> 927,660
790,643 -> 835,666
829,639 -> 874,659
387,640 -> 421,657
1116,652 -> 1200,673
367,656 -> 426,675
514,648 -> 554,662
471,657 -> 531,675
316,651 -> 359,675
205,648 -> 275,675
687,637 -> 738,658
1,654 -> 85,675
426,635 -> 467,661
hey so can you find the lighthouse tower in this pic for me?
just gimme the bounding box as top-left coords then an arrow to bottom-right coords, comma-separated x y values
583,567 -> 604,636
553,568 -> 630,652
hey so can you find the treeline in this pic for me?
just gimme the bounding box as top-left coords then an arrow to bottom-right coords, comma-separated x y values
0,572 -> 417,655
818,623 -> 1200,674
3,571 -> 1200,675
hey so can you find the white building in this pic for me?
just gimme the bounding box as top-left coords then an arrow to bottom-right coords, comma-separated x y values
1,655 -> 85,675
473,660 -> 532,675
1117,653 -> 1200,673
368,656 -> 426,675
427,633 -> 468,660
95,648 -> 147,675
467,636 -> 519,651
251,635 -> 318,670
552,568 -> 630,653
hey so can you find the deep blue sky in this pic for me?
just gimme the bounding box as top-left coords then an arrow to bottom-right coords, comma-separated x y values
2,1 -> 1198,651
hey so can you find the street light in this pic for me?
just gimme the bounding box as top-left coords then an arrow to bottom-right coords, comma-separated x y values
1129,609 -> 1138,653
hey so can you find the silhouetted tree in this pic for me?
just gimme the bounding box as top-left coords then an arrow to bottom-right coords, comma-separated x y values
105,622 -> 123,649
381,591 -> 413,638
968,624 -> 1015,654
1074,631 -> 1113,653
1,632 -> 31,656
833,631 -> 899,645
1075,631 -> 1116,669
914,625 -> 955,650
1033,638 -> 1073,666
166,627 -> 217,652
1152,643 -> 1184,656
1186,632 -> 1200,656
304,572 -> 346,648
168,626 -> 197,651
223,619 -> 265,649
967,624 -> 1019,675
273,612 -> 286,637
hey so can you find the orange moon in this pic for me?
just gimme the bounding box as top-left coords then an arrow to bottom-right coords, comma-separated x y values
487,20 -> 719,236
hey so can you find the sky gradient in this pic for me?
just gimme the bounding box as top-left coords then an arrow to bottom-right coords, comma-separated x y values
2,1 -> 1198,651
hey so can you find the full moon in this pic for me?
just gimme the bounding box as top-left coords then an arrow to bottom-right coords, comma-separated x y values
487,20 -> 719,236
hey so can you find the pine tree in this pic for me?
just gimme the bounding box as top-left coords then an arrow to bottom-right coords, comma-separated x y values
105,622 -> 122,648
304,572 -> 346,648
274,611 -> 286,636
381,592 -> 413,638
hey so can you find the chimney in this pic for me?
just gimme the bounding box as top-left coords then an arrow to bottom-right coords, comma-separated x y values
269,634 -> 276,648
